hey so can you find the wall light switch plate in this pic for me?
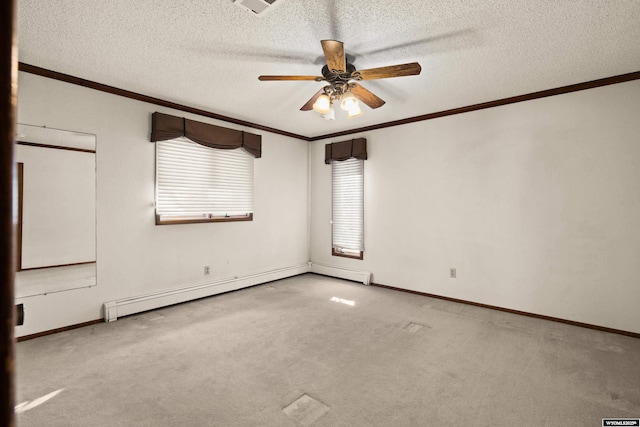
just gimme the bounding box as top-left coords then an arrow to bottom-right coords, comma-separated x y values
450,268 -> 456,279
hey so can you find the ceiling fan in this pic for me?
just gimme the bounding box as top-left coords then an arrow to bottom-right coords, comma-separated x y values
258,40 -> 422,119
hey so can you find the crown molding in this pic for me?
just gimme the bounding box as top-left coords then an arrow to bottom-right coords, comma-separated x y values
18,62 -> 310,141
19,63 -> 640,142
309,70 -> 640,141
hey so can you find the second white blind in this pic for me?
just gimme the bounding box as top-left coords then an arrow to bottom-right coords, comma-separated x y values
332,158 -> 364,251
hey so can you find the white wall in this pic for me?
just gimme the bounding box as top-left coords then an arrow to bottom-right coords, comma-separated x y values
16,72 -> 310,337
310,80 -> 640,334
17,71 -> 640,336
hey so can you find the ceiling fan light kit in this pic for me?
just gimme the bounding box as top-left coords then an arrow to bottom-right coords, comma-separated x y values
258,39 -> 422,120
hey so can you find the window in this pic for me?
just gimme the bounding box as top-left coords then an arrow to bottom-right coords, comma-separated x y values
150,112 -> 261,225
332,157 -> 364,259
155,137 -> 254,224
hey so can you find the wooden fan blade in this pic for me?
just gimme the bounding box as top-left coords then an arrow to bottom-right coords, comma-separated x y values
350,83 -> 385,109
259,75 -> 322,81
321,40 -> 346,72
300,88 -> 325,111
356,62 -> 422,80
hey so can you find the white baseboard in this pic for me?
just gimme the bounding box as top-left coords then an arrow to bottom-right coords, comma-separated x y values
308,262 -> 371,285
103,263 -> 310,322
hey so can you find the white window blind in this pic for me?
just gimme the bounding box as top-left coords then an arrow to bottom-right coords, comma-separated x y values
332,158 -> 364,252
156,137 -> 253,221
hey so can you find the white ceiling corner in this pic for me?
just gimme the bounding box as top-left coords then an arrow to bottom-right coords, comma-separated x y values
17,0 -> 640,138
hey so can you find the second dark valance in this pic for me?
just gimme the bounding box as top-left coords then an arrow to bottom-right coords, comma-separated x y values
325,138 -> 367,164
150,112 -> 262,158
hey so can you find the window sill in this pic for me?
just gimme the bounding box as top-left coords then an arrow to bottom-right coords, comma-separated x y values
332,248 -> 363,260
156,213 -> 253,225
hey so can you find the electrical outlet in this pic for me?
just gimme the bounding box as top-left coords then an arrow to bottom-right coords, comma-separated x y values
450,268 -> 456,279
204,266 -> 210,275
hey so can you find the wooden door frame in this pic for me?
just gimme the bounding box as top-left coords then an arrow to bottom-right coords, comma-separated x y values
1,0 -> 17,425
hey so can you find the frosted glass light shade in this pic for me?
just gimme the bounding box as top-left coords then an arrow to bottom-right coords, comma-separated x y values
340,92 -> 358,111
346,103 -> 363,118
312,94 -> 331,114
322,107 -> 335,120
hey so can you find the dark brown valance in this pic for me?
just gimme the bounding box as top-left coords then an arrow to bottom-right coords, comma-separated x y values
150,112 -> 262,158
325,138 -> 367,164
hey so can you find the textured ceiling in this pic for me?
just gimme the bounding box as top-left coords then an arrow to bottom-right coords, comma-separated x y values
17,0 -> 640,138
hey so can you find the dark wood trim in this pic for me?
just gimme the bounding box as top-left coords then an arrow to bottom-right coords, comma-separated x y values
155,213 -> 254,225
18,62 -> 311,142
310,70 -> 640,141
371,282 -> 640,339
0,0 -> 17,424
332,248 -> 364,260
19,62 -> 640,143
17,140 -> 95,153
16,319 -> 102,342
16,163 -> 22,273
20,260 -> 96,272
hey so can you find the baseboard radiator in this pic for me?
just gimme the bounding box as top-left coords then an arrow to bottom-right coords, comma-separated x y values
103,263 -> 310,322
308,262 -> 371,285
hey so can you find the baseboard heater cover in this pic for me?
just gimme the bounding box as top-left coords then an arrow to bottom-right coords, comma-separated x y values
103,263 -> 310,322
309,262 -> 371,285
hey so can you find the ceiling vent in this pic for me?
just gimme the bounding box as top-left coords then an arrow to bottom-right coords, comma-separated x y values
234,0 -> 280,15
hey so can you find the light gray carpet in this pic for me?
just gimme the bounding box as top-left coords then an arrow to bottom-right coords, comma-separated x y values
16,274 -> 640,426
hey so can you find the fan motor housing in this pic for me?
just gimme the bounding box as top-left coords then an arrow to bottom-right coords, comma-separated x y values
321,63 -> 357,83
